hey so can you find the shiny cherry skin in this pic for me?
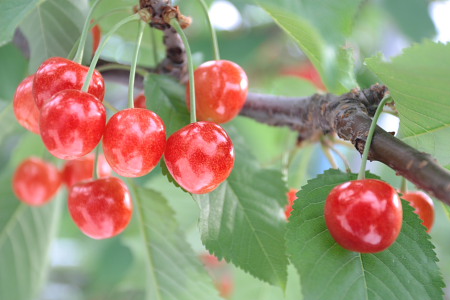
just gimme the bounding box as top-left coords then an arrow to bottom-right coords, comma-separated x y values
33,57 -> 105,109
285,189 -> 298,219
164,121 -> 235,194
62,154 -> 112,187
401,191 -> 435,232
13,75 -> 40,134
102,108 -> 166,177
13,157 -> 62,206
68,177 -> 133,239
134,93 -> 146,109
39,89 -> 106,160
186,60 -> 248,124
325,179 -> 403,253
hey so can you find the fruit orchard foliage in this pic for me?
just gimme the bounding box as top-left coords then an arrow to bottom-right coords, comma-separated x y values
0,0 -> 449,299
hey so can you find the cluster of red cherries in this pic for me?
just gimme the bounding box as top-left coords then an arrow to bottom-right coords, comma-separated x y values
285,181 -> 435,253
12,52 -> 248,239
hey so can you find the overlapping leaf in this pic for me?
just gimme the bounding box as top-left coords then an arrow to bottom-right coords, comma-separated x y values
144,74 -> 190,136
258,4 -> 356,94
366,42 -> 450,168
192,142 -> 289,288
20,0 -> 87,72
132,186 -> 221,300
286,169 -> 443,300
0,0 -> 40,46
0,166 -> 62,300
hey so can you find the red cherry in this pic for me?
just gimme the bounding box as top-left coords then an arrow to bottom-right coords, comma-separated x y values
164,121 -> 235,194
62,154 -> 112,187
103,108 -> 166,177
39,89 -> 106,160
33,57 -> 105,109
285,189 -> 298,219
68,177 -> 133,239
401,191 -> 435,232
280,61 -> 326,91
13,75 -> 40,134
91,23 -> 101,54
186,60 -> 248,124
12,157 -> 62,206
325,179 -> 403,253
134,93 -> 146,109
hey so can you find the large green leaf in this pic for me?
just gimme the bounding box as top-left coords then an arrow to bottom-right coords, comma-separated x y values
380,0 -> 435,42
192,140 -> 289,288
144,74 -> 190,135
365,42 -> 450,167
259,4 -> 356,94
0,0 -> 41,46
19,0 -> 87,72
132,185 -> 222,300
286,169 -> 444,300
0,43 -> 28,100
0,163 -> 62,300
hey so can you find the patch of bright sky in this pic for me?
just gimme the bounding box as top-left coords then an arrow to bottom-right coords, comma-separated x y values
430,0 -> 450,43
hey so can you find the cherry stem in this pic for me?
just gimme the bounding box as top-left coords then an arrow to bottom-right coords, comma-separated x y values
128,20 -> 146,109
321,140 -> 338,170
357,95 -> 391,180
170,18 -> 197,123
93,146 -> 100,180
322,137 -> 352,173
195,0 -> 220,61
73,0 -> 103,64
400,177 -> 408,193
82,13 -> 141,93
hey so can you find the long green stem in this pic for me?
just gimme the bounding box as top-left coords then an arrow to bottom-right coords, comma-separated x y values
74,0 -> 103,64
400,177 -> 408,193
195,0 -> 220,60
358,95 -> 391,180
170,18 -> 197,123
321,141 -> 338,169
128,20 -> 147,109
82,13 -> 141,93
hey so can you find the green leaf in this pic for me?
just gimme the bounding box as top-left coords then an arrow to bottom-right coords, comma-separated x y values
294,0 -> 364,45
258,4 -> 356,94
19,0 -> 86,72
365,42 -> 450,167
0,0 -> 40,46
144,74 -> 190,135
132,185 -> 222,300
441,202 -> 450,221
286,169 -> 444,300
0,43 -> 28,100
192,138 -> 289,288
380,0 -> 436,42
0,103 -> 26,168
0,167 -> 62,300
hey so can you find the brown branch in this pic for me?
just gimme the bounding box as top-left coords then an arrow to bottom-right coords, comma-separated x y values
241,85 -> 450,205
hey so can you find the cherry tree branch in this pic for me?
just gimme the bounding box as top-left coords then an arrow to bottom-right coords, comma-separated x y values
242,86 -> 450,205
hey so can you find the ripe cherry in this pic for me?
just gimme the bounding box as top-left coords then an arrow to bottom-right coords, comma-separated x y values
68,177 -> 133,239
39,89 -> 106,160
325,179 -> 402,253
102,108 -> 166,177
33,57 -> 105,109
62,154 -> 112,187
164,121 -> 235,194
13,75 -> 40,134
401,191 -> 435,232
134,93 -> 146,109
285,189 -> 298,219
13,157 -> 62,206
186,60 -> 248,124
91,23 -> 101,54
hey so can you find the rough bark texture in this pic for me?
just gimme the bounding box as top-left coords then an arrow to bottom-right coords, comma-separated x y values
242,86 -> 450,205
